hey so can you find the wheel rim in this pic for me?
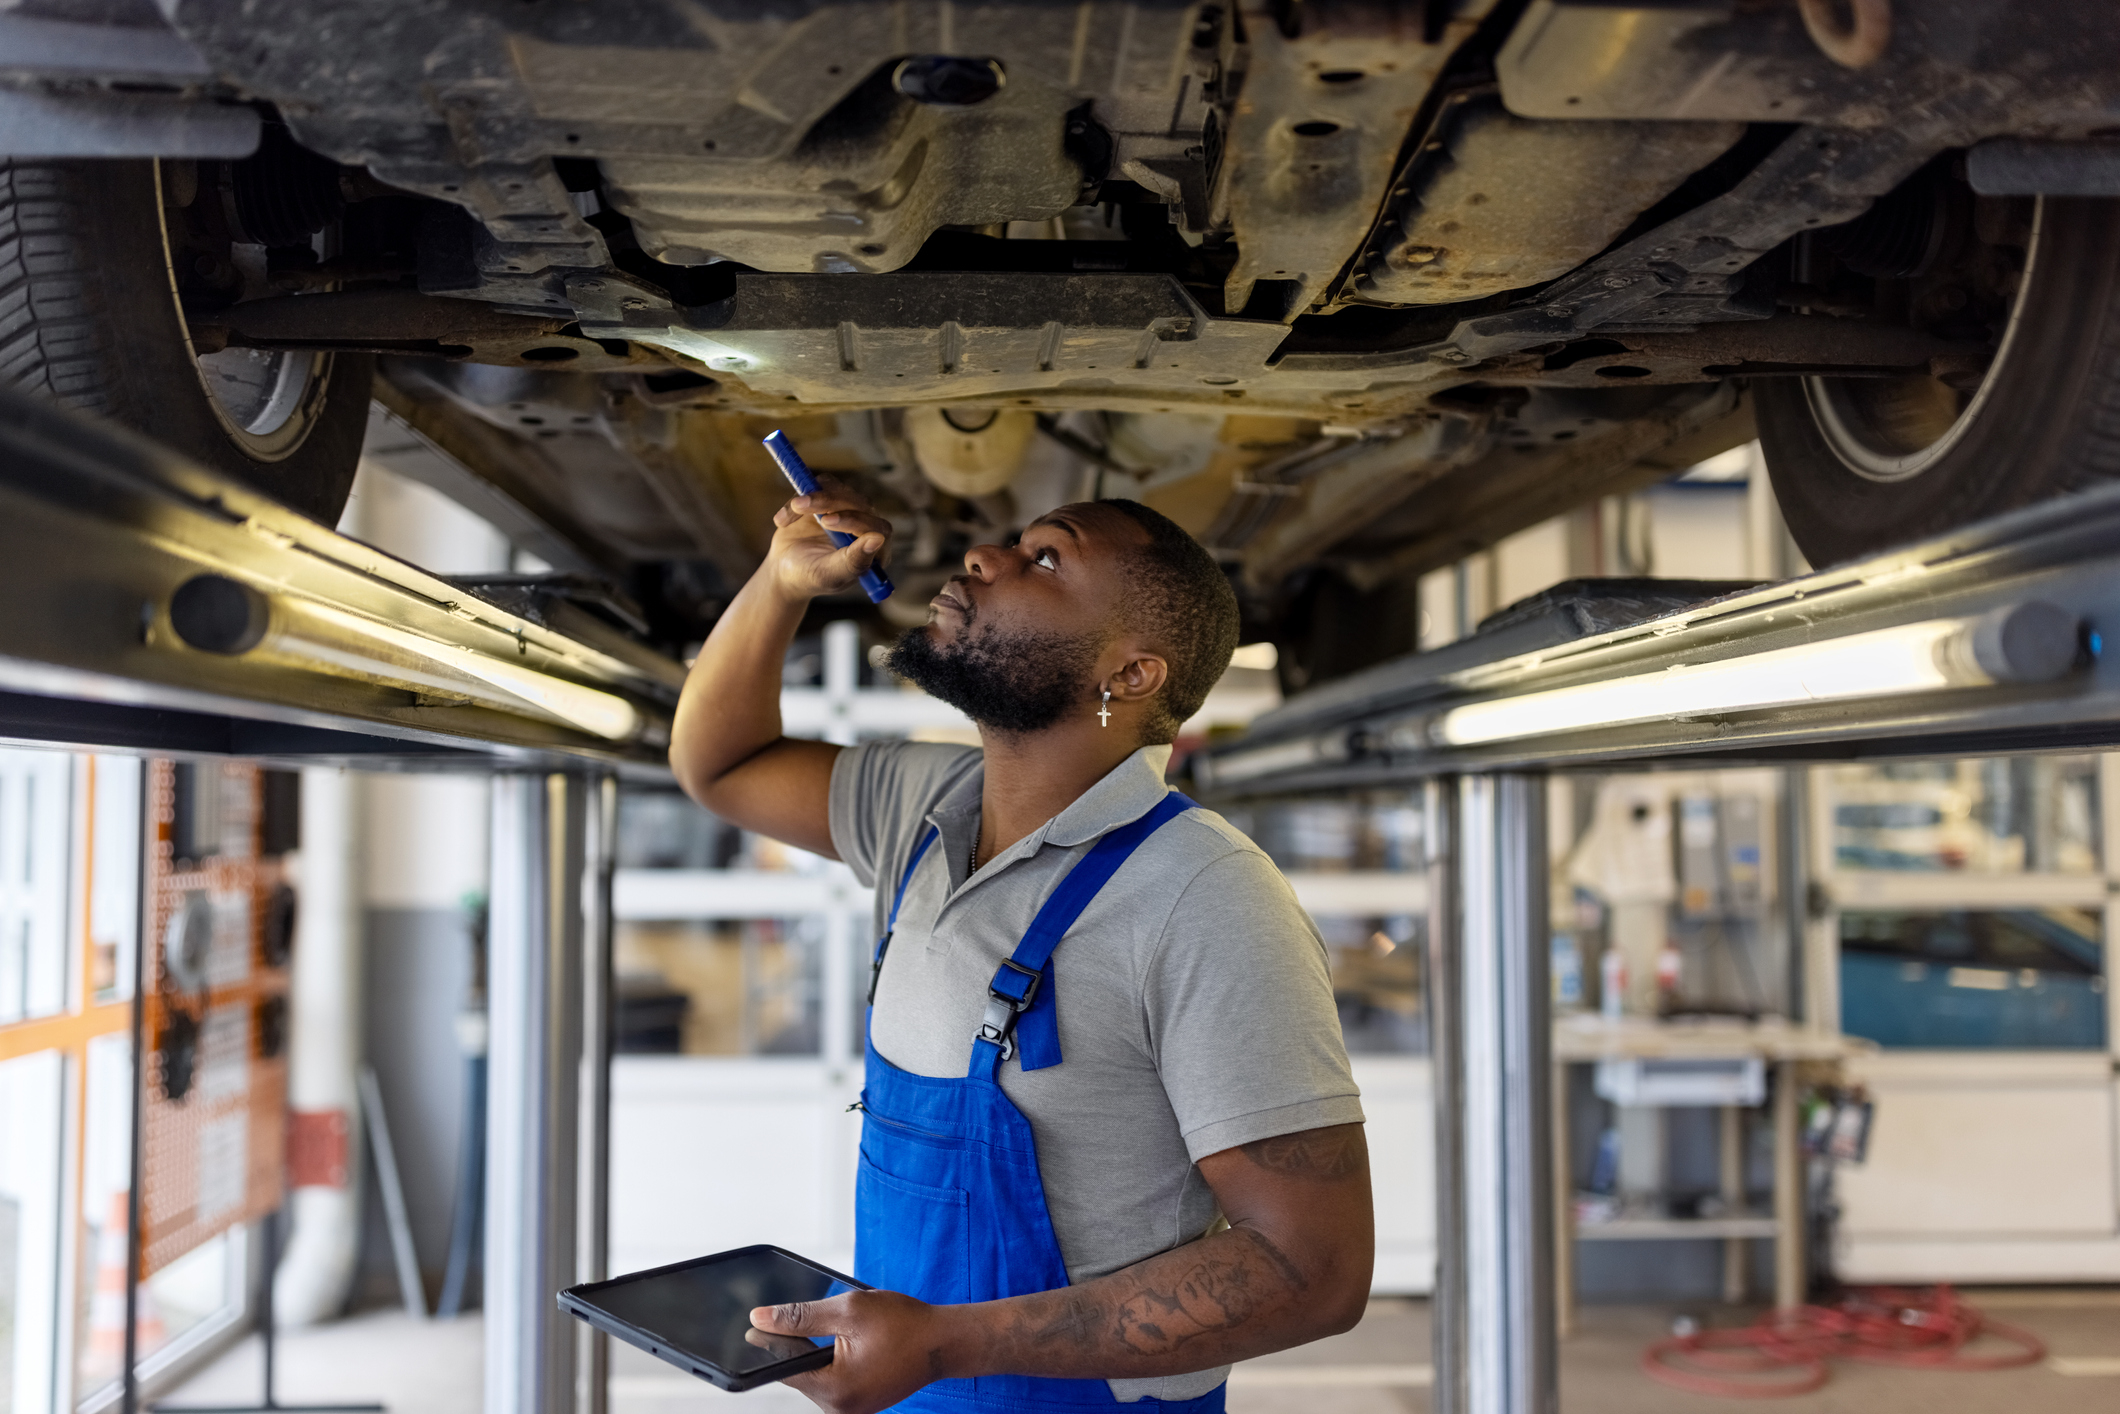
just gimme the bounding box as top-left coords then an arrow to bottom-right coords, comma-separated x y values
195,346 -> 318,439
192,339 -> 336,464
1801,198 -> 2042,484
156,162 -> 337,462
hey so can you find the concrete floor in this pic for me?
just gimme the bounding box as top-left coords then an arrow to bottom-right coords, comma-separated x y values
161,1292 -> 2120,1413
1554,1292 -> 2120,1414
154,1305 -> 481,1412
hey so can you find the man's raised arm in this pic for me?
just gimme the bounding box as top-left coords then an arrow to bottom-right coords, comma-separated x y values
668,483 -> 893,857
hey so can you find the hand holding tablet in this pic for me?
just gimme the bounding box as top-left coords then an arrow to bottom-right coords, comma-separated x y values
558,1245 -> 866,1392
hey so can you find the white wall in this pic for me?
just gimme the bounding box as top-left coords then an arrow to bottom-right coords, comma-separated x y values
1414,444 -> 1774,648
1494,517 -> 1572,611
361,776 -> 492,913
0,1050 -> 65,1414
1642,484 -> 1751,582
336,456 -> 511,1296
337,455 -> 507,915
339,459 -> 510,576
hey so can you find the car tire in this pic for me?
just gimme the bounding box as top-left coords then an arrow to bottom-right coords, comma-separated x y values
0,159 -> 370,524
1757,196 -> 2120,567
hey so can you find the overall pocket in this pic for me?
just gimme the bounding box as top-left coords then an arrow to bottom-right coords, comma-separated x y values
854,1151 -> 972,1304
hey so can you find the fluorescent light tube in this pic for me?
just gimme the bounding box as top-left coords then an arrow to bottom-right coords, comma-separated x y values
279,599 -> 643,742
1430,604 -> 2077,749
166,573 -> 643,742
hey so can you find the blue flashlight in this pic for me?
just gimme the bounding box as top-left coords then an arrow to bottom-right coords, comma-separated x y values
761,429 -> 894,604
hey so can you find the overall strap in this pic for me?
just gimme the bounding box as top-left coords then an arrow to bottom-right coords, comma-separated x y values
870,826 -> 940,1006
972,791 -> 1195,1077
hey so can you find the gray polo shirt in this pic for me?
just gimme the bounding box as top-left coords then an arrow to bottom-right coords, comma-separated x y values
830,740 -> 1364,1402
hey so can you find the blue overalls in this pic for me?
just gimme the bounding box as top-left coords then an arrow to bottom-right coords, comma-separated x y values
854,791 -> 1227,1413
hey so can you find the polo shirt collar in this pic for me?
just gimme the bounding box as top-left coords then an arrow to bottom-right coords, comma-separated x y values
1045,745 -> 1175,846
923,744 -> 1176,861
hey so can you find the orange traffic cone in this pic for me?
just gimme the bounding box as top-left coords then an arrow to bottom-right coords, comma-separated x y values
86,1191 -> 163,1384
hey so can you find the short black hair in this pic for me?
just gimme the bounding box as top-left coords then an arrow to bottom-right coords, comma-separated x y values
1098,499 -> 1240,742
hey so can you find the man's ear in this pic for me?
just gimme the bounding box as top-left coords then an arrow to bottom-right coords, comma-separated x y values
1106,652 -> 1169,705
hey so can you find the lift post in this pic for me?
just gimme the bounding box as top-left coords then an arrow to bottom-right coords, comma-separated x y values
1430,776 -> 1556,1414
485,773 -> 615,1414
1423,781 -> 1466,1414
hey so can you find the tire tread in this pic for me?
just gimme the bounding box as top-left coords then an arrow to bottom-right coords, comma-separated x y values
2064,285 -> 2120,487
0,162 -> 121,416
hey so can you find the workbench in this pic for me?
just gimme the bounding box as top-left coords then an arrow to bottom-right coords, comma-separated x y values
1550,1015 -> 1869,1335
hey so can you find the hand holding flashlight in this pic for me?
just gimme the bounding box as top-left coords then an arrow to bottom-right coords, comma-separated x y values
761,430 -> 894,604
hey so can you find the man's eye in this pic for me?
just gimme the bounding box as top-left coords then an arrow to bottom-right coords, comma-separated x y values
1034,547 -> 1058,569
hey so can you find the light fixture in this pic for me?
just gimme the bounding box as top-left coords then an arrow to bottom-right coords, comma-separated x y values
281,599 -> 644,742
1427,602 -> 2079,749
167,573 -> 644,742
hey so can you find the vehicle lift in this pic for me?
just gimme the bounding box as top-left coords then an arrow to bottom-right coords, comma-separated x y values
6,383 -> 2120,1414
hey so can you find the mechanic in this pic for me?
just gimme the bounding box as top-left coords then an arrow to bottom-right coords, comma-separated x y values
670,479 -> 1371,1414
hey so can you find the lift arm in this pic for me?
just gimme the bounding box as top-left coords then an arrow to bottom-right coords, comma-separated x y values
0,386 -> 680,773
1201,484 -> 2120,796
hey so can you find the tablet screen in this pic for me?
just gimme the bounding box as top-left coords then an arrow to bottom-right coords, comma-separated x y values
582,1249 -> 852,1378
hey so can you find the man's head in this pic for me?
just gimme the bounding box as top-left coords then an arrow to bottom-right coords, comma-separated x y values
886,499 -> 1240,742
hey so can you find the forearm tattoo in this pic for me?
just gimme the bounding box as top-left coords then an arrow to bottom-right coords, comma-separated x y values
994,1226 -> 1309,1369
1111,1228 -> 1307,1355
978,1126 -> 1366,1378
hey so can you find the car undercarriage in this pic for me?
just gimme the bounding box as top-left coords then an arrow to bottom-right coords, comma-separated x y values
5,0 -> 2120,682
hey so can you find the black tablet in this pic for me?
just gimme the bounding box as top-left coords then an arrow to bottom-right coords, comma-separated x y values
558,1245 -> 867,1392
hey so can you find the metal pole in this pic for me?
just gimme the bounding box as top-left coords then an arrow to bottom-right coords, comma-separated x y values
486,773 -> 590,1414
1451,774 -> 1556,1414
822,620 -> 860,748
1425,778 -> 1467,1414
260,1212 -> 277,1407
1721,1106 -> 1747,1304
1773,1061 -> 1804,1311
1781,767 -> 1809,1023
1550,1056 -> 1575,1340
578,775 -> 617,1414
1496,773 -> 1555,1414
122,765 -> 149,1414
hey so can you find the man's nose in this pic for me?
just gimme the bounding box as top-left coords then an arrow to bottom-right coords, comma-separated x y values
962,542 -> 1010,579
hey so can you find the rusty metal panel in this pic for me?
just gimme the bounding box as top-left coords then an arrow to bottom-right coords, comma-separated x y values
574,2 -> 1202,275
1496,0 -> 2120,131
1213,0 -> 1497,319
602,76 -> 1087,274
1359,93 -> 1742,306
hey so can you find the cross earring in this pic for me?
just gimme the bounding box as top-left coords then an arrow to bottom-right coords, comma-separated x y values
1097,687 -> 1111,727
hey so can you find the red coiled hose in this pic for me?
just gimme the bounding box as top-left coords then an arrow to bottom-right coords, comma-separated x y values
1642,1285 -> 2047,1398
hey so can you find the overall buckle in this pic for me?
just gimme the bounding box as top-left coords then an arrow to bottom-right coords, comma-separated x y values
976,960 -> 1042,1060
988,959 -> 1042,1012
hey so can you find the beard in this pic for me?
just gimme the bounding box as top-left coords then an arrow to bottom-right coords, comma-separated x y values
886,613 -> 1101,736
